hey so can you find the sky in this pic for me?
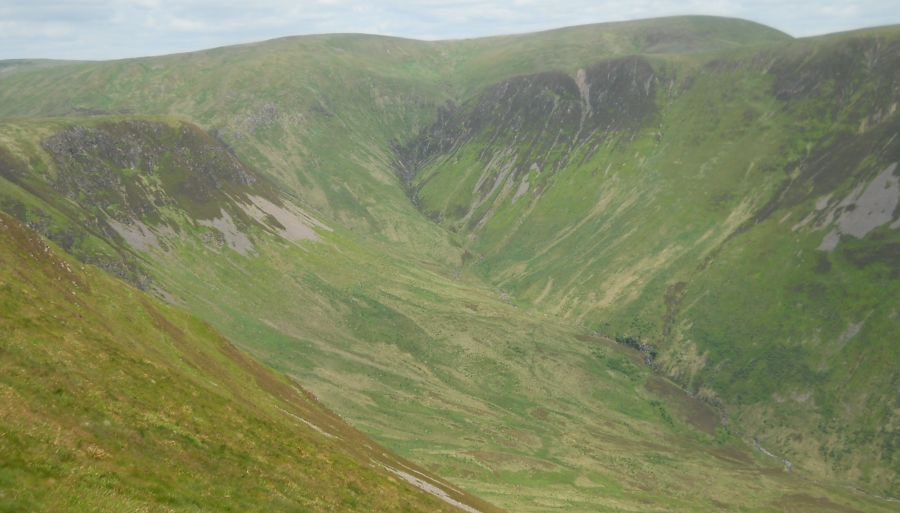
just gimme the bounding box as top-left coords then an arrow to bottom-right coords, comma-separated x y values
1,0 -> 899,60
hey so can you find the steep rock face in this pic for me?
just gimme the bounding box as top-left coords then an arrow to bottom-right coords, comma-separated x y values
0,143 -> 153,288
769,34 -> 899,107
398,32 -> 900,493
0,119 -> 325,289
397,56 -> 659,229
43,120 -> 259,219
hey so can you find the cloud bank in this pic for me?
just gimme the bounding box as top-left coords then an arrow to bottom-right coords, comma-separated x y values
1,0 -> 898,59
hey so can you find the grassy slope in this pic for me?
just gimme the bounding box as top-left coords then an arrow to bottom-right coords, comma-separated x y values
0,115 -> 893,513
0,211 -> 498,513
0,15 -> 895,512
405,26 -> 900,495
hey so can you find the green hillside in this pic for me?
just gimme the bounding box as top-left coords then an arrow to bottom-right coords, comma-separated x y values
401,26 -> 900,494
0,211 -> 496,513
0,15 -> 896,513
1,114 -> 891,513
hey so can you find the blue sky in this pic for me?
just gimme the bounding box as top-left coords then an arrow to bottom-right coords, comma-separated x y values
2,0 -> 899,60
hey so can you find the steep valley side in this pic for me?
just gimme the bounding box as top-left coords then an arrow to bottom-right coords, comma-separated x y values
399,28 -> 900,495
0,112 -> 894,513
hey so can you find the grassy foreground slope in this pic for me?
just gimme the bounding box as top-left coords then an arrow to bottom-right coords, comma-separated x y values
0,210 -> 499,513
401,26 -> 900,494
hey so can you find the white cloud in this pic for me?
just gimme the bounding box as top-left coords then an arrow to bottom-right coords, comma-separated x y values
0,0 -> 897,59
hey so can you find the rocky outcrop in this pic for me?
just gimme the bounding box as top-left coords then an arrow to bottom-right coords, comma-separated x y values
395,55 -> 660,226
43,120 -> 259,221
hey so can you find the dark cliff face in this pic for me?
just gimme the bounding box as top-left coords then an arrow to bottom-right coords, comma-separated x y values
768,36 -> 900,111
396,56 -> 660,187
742,36 -> 900,266
43,120 -> 261,221
0,143 -> 152,289
0,120 -> 286,290
581,56 -> 659,132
